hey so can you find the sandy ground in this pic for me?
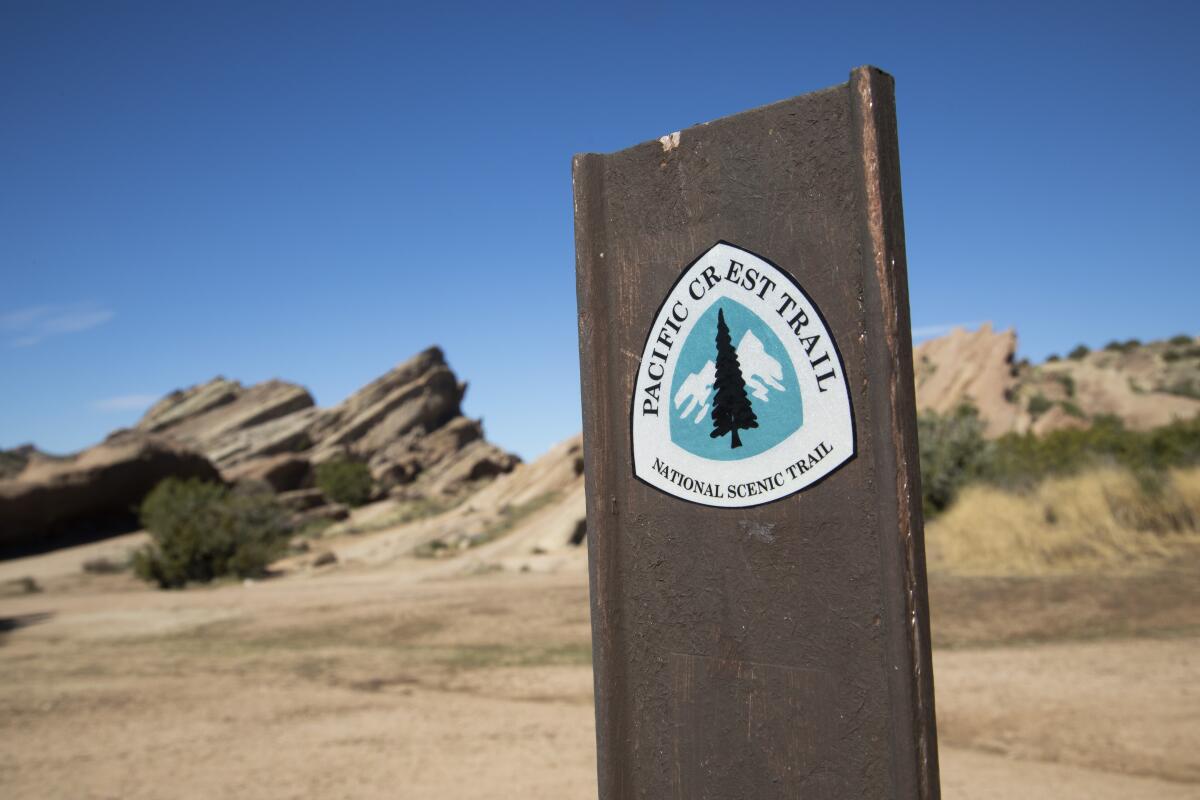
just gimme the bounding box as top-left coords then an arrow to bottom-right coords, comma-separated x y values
1,537 -> 1198,799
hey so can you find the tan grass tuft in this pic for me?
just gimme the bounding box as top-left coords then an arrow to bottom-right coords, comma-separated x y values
927,466 -> 1200,575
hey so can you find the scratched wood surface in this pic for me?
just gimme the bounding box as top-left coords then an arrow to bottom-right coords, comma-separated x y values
573,67 -> 938,799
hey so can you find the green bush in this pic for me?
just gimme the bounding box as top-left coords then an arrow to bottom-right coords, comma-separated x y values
981,414 -> 1200,490
1168,334 -> 1194,346
1060,400 -> 1086,419
1027,393 -> 1053,417
1067,344 -> 1090,360
133,479 -> 289,588
315,459 -> 374,507
918,403 -> 990,518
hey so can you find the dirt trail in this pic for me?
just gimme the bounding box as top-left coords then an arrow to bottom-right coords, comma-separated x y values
1,545 -> 1197,798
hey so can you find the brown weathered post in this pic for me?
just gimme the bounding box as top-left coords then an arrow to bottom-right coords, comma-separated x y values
573,67 -> 939,798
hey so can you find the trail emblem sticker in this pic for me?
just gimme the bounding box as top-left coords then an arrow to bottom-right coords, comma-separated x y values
631,241 -> 855,507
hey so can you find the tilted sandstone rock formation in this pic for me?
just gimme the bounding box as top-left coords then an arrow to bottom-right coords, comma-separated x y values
914,324 -> 1021,437
1,348 -> 518,552
306,348 -> 518,495
138,378 -> 319,467
0,431 -> 220,550
222,453 -> 313,493
138,347 -> 518,501
913,326 -> 1200,436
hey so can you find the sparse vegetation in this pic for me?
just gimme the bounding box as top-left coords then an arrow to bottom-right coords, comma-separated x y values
1168,334 -> 1194,346
1,576 -> 41,595
334,495 -> 463,537
482,492 -> 563,541
1068,344 -> 1090,360
0,451 -> 29,480
1052,372 -> 1076,397
1162,379 -> 1200,401
291,517 -> 336,541
314,459 -> 374,507
1163,345 -> 1200,362
414,491 -> 564,557
133,478 -> 289,589
83,556 -> 130,574
1104,338 -> 1141,353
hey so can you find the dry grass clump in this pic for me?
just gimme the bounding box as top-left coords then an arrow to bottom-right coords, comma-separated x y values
927,466 -> 1200,575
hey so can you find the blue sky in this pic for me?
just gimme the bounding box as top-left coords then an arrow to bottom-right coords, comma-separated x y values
2,1 -> 1197,459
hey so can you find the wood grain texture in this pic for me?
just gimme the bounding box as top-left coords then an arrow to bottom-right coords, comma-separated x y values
573,66 -> 939,799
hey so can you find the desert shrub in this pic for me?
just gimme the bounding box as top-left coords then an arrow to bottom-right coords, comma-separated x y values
1052,373 -> 1076,397
314,459 -> 374,507
1168,334 -> 1194,346
1060,400 -> 1086,419
1067,344 -> 1090,360
1027,393 -> 1053,418
917,403 -> 990,518
133,478 -> 289,588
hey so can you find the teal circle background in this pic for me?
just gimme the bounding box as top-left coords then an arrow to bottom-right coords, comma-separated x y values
668,299 -> 803,461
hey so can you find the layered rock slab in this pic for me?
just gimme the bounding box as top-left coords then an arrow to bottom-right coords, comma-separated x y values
138,347 -> 518,501
0,432 -> 220,550
913,326 -> 1200,436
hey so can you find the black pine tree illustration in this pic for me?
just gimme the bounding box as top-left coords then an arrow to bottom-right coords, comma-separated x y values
709,307 -> 758,449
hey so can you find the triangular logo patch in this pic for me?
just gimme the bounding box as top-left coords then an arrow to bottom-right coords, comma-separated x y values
631,242 -> 855,507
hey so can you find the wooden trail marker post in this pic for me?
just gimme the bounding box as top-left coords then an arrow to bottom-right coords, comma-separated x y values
573,67 -> 939,798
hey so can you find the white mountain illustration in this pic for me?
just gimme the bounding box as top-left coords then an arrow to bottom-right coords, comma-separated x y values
673,330 -> 786,424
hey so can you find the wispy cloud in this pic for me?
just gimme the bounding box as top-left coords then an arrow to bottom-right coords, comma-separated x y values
93,393 -> 159,413
2,303 -> 115,347
911,321 -> 985,340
